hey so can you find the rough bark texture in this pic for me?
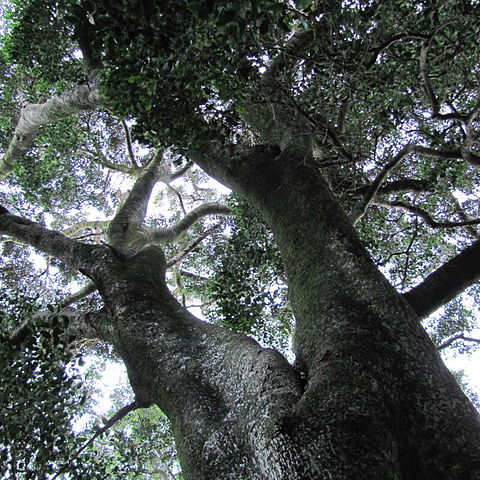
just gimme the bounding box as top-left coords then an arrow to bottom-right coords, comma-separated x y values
2,145 -> 480,479
189,144 -> 480,479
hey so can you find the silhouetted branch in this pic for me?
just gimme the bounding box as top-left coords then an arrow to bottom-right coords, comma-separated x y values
349,144 -> 414,225
375,200 -> 480,229
122,120 -> 141,170
52,400 -> 144,480
437,333 -> 480,351
403,240 -> 480,318
167,221 -> 224,268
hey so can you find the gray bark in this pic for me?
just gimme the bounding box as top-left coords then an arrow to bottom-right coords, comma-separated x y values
2,151 -> 480,477
403,239 -> 480,318
106,152 -> 230,250
190,143 -> 480,479
0,79 -> 102,178
2,151 -> 480,478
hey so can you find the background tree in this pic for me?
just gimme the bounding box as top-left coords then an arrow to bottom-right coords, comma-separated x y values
1,0 -> 480,479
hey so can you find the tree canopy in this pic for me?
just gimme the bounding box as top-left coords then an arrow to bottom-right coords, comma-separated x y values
1,0 -> 480,478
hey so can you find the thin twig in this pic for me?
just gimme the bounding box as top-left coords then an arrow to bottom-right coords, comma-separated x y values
167,222 -> 224,268
167,184 -> 187,216
349,143 -> 414,225
52,401 -> 141,480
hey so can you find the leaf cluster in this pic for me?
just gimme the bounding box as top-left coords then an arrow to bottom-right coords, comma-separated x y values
70,0 -> 291,147
0,292 -> 94,479
206,195 -> 292,351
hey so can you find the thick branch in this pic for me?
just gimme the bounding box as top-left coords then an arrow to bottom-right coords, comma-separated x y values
9,307 -> 111,346
261,28 -> 314,91
59,282 -> 97,308
413,145 -> 480,166
403,240 -> 480,318
0,78 -> 102,178
107,151 -> 164,247
62,220 -> 111,238
147,203 -> 231,244
0,208 -> 96,273
122,120 -> 141,170
420,42 -> 441,116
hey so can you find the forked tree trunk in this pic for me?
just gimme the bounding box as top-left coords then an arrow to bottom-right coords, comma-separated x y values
1,146 -> 479,479
90,147 -> 480,479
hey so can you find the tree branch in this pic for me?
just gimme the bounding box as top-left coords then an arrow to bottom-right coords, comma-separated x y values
62,220 -> 111,238
52,400 -> 144,480
59,282 -> 98,308
122,120 -> 141,170
450,195 -> 480,240
169,162 -> 192,182
413,145 -> 480,166
166,221 -> 224,268
91,151 -> 138,175
0,78 -> 102,178
349,144 -> 414,225
9,307 -> 111,346
420,41 -> 441,116
367,33 -> 428,69
0,208 -> 96,273
352,178 -> 433,196
375,200 -> 480,229
167,184 -> 187,216
437,333 -> 480,351
107,151 -> 165,248
147,203 -> 231,244
403,240 -> 480,318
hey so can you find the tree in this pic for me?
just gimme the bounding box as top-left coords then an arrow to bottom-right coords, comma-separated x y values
1,0 -> 480,478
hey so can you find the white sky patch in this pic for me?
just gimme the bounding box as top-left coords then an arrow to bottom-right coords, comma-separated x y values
73,359 -> 130,433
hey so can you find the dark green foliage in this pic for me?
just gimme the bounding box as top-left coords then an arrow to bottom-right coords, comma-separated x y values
0,0 -> 83,149
0,293 -> 151,479
10,115 -> 113,214
1,0 -> 480,475
0,292 -> 90,478
3,0 -> 82,85
207,195 -> 293,352
95,405 -> 181,479
71,0 -> 290,147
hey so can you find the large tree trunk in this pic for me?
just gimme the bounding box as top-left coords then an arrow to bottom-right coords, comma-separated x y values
2,145 -> 480,479
86,146 -> 480,479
